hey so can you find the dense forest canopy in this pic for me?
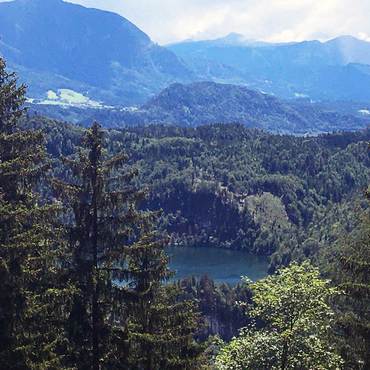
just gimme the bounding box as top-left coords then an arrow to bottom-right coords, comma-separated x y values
25,115 -> 370,271
0,57 -> 369,369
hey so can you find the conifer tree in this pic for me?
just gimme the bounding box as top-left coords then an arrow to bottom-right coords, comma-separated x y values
54,122 -> 147,369
332,188 -> 370,369
110,226 -> 203,370
56,122 -> 203,370
0,58 -> 70,369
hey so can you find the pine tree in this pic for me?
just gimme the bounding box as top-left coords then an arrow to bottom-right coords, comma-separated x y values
332,188 -> 370,369
55,122 -> 203,369
54,122 -> 146,369
111,226 -> 203,370
0,58 -> 70,369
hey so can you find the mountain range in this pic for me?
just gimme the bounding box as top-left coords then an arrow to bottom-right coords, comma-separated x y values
1,0 -> 370,134
29,81 -> 370,135
0,0 -> 192,105
169,34 -> 370,102
1,0 -> 370,107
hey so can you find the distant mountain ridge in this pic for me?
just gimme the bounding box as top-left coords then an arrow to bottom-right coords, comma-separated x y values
28,81 -> 370,135
0,0 -> 192,105
169,35 -> 370,102
171,34 -> 370,64
134,81 -> 370,133
1,0 -> 370,107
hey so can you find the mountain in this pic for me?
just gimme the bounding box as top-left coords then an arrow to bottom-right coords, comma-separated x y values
168,36 -> 370,102
28,81 -> 370,134
1,0 -> 369,106
141,82 -> 370,133
0,0 -> 193,105
172,33 -> 271,48
325,36 -> 370,65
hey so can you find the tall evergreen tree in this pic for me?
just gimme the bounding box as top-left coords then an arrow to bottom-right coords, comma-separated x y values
0,58 -> 70,369
110,226 -> 203,370
331,188 -> 370,369
55,122 -> 202,369
54,122 -> 141,369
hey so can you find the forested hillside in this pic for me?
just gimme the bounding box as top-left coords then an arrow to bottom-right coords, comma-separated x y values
1,55 -> 369,369
27,81 -> 370,134
0,0 -> 192,104
24,115 -> 370,273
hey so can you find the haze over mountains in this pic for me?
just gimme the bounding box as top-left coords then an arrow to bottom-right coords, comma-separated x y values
169,34 -> 370,102
29,82 -> 370,135
0,0 -> 192,105
0,0 -> 370,133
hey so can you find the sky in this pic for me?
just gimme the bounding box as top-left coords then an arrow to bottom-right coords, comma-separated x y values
2,0 -> 370,44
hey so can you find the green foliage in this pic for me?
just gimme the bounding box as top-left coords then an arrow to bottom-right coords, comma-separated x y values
54,122 -> 151,369
0,58 -> 71,369
122,284 -> 203,370
215,262 -> 343,369
178,275 -> 252,341
54,122 -> 203,369
32,119 -> 370,273
329,200 -> 370,368
106,224 -> 204,369
1,58 -> 370,369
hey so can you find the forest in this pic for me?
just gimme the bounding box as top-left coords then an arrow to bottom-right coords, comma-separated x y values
27,112 -> 370,272
0,58 -> 369,369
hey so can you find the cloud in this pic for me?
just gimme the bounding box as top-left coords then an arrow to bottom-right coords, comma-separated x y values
358,32 -> 370,42
2,0 -> 370,44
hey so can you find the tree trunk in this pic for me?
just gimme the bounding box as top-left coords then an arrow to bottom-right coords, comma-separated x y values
91,146 -> 100,370
281,341 -> 289,370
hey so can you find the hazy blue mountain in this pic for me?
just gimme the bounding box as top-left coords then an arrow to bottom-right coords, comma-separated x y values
169,36 -> 370,102
171,33 -> 272,48
0,0 -> 193,105
1,0 -> 369,106
28,81 -> 370,135
140,82 -> 370,133
325,36 -> 370,65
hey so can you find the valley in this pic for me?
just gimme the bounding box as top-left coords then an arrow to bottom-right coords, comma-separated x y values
27,81 -> 370,135
0,0 -> 369,368
1,0 -> 370,116
27,116 -> 370,273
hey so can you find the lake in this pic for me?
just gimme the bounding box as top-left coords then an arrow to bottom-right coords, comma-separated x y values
165,246 -> 269,285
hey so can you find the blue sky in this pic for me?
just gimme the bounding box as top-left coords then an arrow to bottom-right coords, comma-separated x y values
3,0 -> 370,44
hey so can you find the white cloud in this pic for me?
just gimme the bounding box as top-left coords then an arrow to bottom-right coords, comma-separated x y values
358,32 -> 370,42
2,0 -> 370,44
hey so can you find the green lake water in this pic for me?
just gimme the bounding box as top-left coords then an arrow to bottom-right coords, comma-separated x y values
166,246 -> 269,285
